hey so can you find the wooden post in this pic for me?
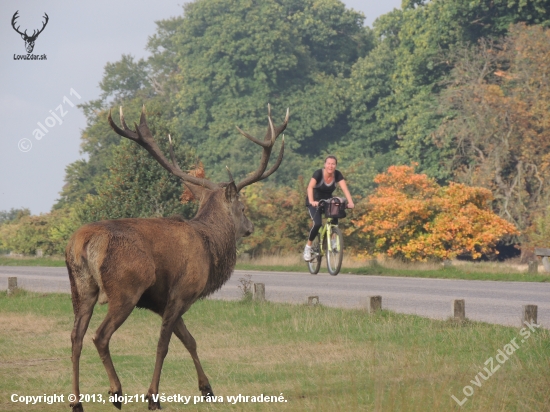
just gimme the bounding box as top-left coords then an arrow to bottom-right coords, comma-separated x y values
452,299 -> 465,321
7,277 -> 17,295
523,305 -> 538,325
528,260 -> 538,274
369,295 -> 382,313
253,283 -> 265,301
534,248 -> 550,272
307,296 -> 319,306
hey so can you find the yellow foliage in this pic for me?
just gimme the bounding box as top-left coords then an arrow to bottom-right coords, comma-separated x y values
351,165 -> 519,261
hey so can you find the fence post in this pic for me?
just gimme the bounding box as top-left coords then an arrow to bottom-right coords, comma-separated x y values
307,296 -> 319,306
368,295 -> 382,313
7,277 -> 17,295
522,305 -> 538,325
253,283 -> 265,301
452,299 -> 466,321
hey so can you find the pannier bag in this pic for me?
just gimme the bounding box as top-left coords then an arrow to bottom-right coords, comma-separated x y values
325,197 -> 346,219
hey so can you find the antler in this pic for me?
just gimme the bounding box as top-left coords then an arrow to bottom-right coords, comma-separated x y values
30,13 -> 49,40
11,11 -> 49,39
108,106 -> 218,190
11,11 -> 25,37
235,104 -> 289,192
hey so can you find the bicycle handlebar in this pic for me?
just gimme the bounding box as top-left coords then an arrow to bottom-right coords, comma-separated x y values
316,197 -> 348,208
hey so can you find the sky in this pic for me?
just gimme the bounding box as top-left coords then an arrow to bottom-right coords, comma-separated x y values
0,0 -> 402,215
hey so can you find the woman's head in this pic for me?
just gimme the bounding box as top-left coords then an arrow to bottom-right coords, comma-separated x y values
324,155 -> 337,165
324,155 -> 337,172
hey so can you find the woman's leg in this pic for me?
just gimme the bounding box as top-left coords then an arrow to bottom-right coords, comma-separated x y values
307,205 -> 323,246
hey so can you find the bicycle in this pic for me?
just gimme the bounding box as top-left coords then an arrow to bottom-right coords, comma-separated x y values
307,198 -> 346,276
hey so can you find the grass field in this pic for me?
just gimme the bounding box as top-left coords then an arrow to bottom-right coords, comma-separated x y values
2,254 -> 550,282
0,256 -> 66,267
0,290 -> 548,411
235,254 -> 550,282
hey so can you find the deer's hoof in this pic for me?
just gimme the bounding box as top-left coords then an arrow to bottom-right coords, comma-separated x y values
146,393 -> 161,410
70,402 -> 84,412
109,390 -> 122,410
200,384 -> 214,398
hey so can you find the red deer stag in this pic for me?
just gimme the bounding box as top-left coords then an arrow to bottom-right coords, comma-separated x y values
66,104 -> 289,411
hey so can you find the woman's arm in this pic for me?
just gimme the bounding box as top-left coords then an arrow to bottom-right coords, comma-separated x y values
338,180 -> 354,209
307,178 -> 318,207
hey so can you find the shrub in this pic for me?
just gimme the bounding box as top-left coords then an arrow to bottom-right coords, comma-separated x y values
350,165 -> 519,261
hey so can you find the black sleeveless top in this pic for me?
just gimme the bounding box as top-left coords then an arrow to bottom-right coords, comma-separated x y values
305,169 -> 344,206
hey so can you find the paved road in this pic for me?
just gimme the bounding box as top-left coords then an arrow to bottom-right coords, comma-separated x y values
1,266 -> 548,329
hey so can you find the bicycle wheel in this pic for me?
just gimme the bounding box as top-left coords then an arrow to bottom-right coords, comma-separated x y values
326,226 -> 344,276
307,236 -> 322,274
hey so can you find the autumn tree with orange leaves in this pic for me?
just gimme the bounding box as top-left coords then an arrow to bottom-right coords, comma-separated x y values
350,165 -> 519,261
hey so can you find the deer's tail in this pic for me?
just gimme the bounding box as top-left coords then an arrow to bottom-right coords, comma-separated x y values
65,226 -> 109,314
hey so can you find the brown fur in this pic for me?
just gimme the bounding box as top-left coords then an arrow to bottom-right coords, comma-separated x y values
67,187 -> 252,411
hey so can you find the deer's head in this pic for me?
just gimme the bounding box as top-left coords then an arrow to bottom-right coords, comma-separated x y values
108,105 -> 289,241
12,11 -> 49,54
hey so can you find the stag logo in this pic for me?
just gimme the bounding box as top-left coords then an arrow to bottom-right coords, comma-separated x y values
11,11 -> 49,54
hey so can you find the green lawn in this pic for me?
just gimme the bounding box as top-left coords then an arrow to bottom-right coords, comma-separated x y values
2,255 -> 550,282
0,256 -> 66,267
0,290 -> 548,411
235,260 -> 550,282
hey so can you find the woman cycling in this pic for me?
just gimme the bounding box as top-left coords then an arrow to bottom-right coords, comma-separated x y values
303,155 -> 354,261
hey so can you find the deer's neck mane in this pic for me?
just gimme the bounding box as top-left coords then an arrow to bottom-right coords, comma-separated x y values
191,197 -> 237,298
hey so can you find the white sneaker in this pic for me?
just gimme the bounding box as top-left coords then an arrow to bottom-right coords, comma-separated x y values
303,246 -> 312,261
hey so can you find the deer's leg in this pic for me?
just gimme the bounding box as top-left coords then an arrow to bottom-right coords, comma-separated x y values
146,304 -> 184,410
173,317 -> 214,397
93,299 -> 137,410
70,293 -> 98,412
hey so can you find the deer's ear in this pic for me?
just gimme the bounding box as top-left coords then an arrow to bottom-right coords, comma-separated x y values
225,182 -> 239,202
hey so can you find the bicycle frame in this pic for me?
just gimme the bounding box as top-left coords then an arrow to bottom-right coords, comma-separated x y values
317,217 -> 337,256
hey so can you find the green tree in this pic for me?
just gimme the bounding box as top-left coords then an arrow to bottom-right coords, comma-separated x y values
55,55 -> 157,209
344,0 -> 550,193
0,208 -> 81,256
149,0 -> 371,184
239,180 -> 310,254
77,105 -> 200,223
57,0 -> 372,210
0,208 -> 30,224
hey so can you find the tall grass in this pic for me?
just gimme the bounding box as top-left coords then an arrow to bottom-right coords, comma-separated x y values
0,290 -> 548,411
